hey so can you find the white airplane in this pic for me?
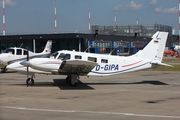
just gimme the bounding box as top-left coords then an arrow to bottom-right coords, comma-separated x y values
0,40 -> 52,72
7,31 -> 171,86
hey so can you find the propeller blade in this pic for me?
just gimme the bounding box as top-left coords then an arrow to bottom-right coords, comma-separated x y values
27,50 -> 29,61
26,51 -> 29,87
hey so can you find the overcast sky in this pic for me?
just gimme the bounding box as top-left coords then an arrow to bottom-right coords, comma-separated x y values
0,0 -> 179,35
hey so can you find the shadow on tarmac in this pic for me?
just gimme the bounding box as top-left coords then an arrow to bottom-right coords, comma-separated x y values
8,79 -> 168,90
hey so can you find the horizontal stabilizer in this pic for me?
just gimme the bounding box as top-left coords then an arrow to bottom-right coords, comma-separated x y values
151,61 -> 173,67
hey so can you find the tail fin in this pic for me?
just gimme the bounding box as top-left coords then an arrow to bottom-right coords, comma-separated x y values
133,31 -> 168,63
41,40 -> 52,54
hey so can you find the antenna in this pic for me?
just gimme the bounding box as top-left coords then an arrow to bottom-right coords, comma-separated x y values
54,1 -> 57,34
19,43 -> 23,48
84,45 -> 92,52
88,7 -> 91,34
109,46 -> 119,55
2,0 -> 5,35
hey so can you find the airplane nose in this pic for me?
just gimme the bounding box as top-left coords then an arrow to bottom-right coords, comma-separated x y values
20,61 -> 30,66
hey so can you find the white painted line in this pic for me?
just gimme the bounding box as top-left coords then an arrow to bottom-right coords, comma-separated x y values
0,106 -> 180,119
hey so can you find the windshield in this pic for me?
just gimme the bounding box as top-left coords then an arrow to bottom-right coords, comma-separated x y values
3,48 -> 15,54
58,53 -> 70,60
49,52 -> 59,59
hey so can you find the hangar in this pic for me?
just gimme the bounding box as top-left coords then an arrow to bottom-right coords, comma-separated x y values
0,32 -> 152,55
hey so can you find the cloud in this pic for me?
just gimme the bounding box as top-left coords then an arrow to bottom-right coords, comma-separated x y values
155,7 -> 178,13
150,0 -> 158,5
114,1 -> 143,11
1,0 -> 17,6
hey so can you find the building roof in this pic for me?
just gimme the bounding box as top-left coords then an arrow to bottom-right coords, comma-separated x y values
0,33 -> 151,42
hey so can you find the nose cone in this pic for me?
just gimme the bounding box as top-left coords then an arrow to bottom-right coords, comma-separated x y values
20,61 -> 30,66
0,53 -> 9,65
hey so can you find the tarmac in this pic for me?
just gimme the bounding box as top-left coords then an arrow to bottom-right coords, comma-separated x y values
0,70 -> 180,120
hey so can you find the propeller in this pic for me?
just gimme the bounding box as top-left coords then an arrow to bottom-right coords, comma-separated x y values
20,51 -> 32,87
26,51 -> 29,87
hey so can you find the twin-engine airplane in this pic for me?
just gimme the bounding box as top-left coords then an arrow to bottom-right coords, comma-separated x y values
7,31 -> 171,86
0,40 -> 52,72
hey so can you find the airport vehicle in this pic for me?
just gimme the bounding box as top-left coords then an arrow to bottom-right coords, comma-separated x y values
0,40 -> 52,66
164,45 -> 180,57
164,50 -> 176,57
7,31 -> 171,86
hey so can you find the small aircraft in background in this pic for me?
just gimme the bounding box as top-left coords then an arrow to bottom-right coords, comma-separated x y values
7,31 -> 171,86
0,40 -> 52,72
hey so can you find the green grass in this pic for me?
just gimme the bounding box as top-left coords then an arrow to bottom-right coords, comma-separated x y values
146,58 -> 180,71
148,65 -> 180,71
0,64 -> 6,69
162,58 -> 180,63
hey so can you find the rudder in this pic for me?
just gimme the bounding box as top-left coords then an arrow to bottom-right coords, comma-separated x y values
133,31 -> 168,62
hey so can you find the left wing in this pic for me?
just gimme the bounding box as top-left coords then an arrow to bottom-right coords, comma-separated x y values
59,59 -> 97,75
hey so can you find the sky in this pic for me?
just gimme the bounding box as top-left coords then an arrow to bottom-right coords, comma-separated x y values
0,0 -> 179,35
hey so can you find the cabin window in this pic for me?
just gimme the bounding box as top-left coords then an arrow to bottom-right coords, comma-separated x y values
17,49 -> 22,55
88,57 -> 97,62
75,55 -> 82,59
101,59 -> 108,63
24,50 -> 28,55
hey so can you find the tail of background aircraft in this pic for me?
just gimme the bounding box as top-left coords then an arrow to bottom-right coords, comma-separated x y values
132,31 -> 171,66
41,40 -> 52,54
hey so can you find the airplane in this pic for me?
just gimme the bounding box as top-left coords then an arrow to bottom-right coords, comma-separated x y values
0,40 -> 52,72
6,31 -> 171,86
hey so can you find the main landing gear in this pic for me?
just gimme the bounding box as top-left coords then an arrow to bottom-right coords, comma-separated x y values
65,75 -> 79,86
26,76 -> 34,87
25,75 -> 79,87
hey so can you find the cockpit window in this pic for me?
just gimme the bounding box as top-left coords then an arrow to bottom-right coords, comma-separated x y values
58,53 -> 70,60
50,52 -> 59,59
3,48 -> 15,55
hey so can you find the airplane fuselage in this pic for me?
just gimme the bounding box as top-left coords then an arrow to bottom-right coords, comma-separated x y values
8,50 -> 152,77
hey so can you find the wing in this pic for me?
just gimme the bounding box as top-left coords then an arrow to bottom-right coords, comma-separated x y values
7,54 -> 50,65
59,59 -> 97,75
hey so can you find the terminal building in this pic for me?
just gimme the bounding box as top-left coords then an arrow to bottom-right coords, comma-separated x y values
0,24 -> 177,56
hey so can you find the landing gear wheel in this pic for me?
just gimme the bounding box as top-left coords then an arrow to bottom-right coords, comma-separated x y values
65,75 -> 78,86
26,78 -> 34,86
65,76 -> 71,83
70,81 -> 77,86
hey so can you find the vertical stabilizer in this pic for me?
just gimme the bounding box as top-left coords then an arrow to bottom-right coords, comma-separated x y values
42,40 -> 52,54
133,31 -> 168,62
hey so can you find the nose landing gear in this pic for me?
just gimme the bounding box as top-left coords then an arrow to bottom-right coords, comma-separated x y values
26,75 -> 35,87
